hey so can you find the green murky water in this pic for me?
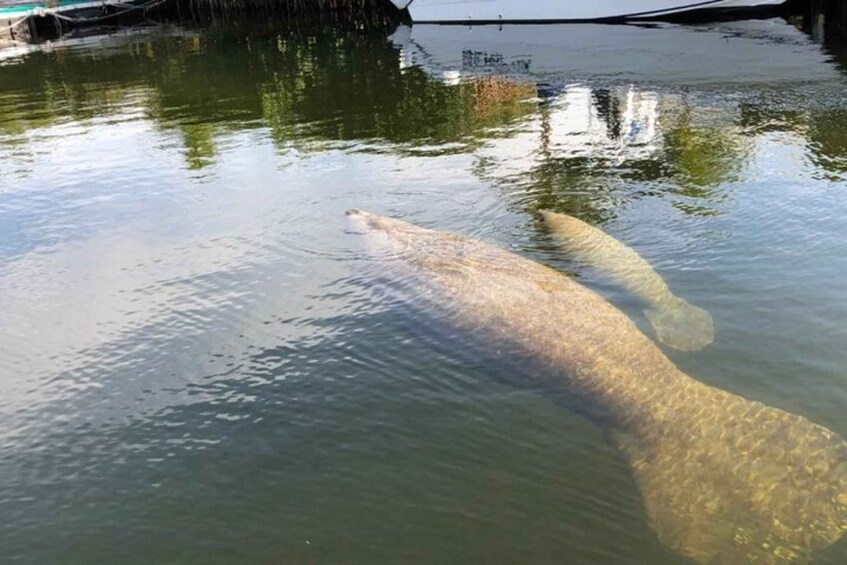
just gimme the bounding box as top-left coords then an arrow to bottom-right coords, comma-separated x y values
1,18 -> 847,564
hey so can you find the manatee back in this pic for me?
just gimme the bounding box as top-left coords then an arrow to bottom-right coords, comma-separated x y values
412,230 -> 847,563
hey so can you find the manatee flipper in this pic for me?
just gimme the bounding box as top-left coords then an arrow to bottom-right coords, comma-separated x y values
542,210 -> 714,351
644,296 -> 714,352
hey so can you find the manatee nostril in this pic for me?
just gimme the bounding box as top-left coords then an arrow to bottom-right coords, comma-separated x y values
345,208 -> 362,217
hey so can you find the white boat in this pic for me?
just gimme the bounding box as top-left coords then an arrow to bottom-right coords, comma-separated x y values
389,0 -> 786,24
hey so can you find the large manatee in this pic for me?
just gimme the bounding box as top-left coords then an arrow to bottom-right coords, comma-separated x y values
542,210 -> 714,352
347,209 -> 847,564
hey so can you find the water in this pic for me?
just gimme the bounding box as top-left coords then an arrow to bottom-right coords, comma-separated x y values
1,18 -> 847,564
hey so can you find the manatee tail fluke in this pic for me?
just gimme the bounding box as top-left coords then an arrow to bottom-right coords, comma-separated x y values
613,397 -> 847,565
644,296 -> 714,352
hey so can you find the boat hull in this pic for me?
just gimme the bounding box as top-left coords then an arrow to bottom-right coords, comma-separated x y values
394,0 -> 785,23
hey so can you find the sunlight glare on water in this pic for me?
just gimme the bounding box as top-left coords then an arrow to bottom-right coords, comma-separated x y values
1,18 -> 847,564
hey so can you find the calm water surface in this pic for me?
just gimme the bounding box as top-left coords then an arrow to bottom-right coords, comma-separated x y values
1,18 -> 847,564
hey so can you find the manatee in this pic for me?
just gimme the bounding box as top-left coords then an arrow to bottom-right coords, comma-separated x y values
347,209 -> 847,564
542,210 -> 714,352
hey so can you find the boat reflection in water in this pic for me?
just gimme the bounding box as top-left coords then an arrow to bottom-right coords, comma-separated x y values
391,19 -> 840,86
390,18 -> 842,220
390,20 -> 847,564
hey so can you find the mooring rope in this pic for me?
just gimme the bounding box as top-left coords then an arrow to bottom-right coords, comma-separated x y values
3,14 -> 32,31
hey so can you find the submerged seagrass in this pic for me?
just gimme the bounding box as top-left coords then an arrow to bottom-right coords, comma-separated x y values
542,210 -> 714,352
348,209 -> 847,564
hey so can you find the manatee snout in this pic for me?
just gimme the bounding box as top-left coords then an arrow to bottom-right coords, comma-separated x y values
345,209 -> 421,238
345,208 -> 367,226
345,209 -> 414,257
346,208 -> 376,233
345,209 -> 384,230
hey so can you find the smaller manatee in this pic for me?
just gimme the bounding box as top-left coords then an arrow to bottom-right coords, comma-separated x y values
542,210 -> 713,352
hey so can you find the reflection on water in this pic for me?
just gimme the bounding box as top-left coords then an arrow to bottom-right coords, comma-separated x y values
465,83 -> 755,221
1,18 -> 847,564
